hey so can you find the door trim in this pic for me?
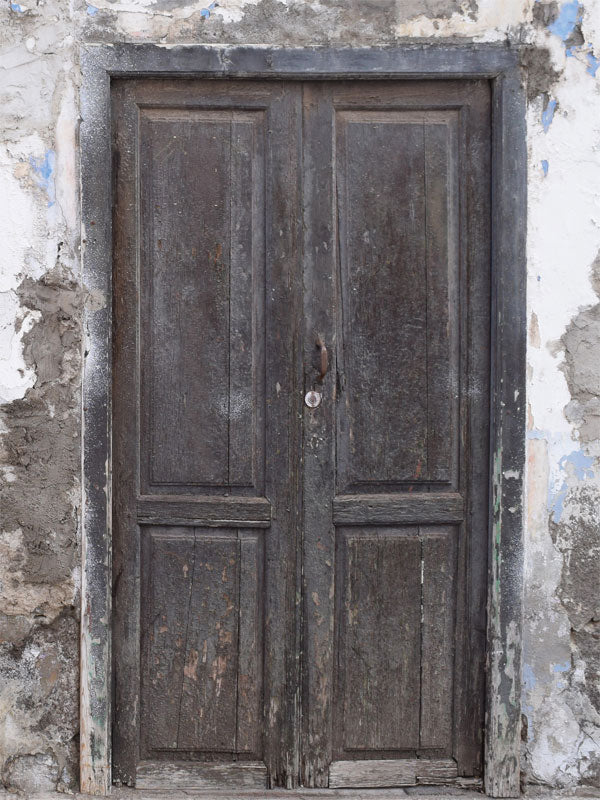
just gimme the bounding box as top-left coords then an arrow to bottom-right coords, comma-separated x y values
80,44 -> 526,798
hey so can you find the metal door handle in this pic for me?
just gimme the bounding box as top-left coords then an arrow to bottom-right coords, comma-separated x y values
316,336 -> 328,383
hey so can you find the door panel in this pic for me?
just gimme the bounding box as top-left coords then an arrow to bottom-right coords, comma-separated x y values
141,529 -> 263,754
302,80 -> 490,787
336,109 -> 458,489
112,79 -> 302,787
139,109 -> 265,492
336,529 -> 422,752
113,77 -> 491,790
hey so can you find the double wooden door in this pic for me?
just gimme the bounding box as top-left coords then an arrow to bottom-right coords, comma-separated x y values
112,78 -> 491,790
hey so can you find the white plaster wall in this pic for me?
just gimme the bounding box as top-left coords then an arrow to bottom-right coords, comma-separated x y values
0,0 -> 599,789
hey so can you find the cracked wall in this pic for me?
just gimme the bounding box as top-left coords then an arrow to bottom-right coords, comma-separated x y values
0,0 -> 599,791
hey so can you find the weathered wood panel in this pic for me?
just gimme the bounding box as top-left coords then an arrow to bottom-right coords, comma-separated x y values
140,530 -> 263,755
139,109 -> 265,493
177,534 -> 241,750
136,760 -> 267,790
141,530 -> 195,750
333,493 -> 464,525
420,527 -> 458,749
136,496 -> 271,526
329,758 -> 457,788
113,79 -> 303,784
336,530 -> 422,752
335,108 -> 459,491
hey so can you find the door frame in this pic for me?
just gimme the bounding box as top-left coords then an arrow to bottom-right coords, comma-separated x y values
80,43 -> 526,798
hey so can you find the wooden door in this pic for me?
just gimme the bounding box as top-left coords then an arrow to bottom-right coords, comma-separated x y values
112,79 -> 303,789
112,78 -> 491,790
300,80 -> 491,789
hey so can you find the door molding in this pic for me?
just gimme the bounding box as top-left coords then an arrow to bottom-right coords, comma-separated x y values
80,43 -> 526,797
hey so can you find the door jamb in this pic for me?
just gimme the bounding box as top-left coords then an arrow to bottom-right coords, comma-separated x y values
80,43 -> 526,798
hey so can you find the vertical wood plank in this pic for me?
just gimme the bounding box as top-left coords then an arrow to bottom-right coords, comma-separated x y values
111,79 -> 142,785
236,533 -> 263,754
424,118 -> 459,482
300,81 -> 336,788
485,68 -> 526,799
229,118 -> 263,488
338,531 -> 421,752
141,531 -> 194,751
178,534 -> 240,750
453,81 -> 492,780
420,528 -> 458,750
80,48 -> 112,795
261,82 -> 303,787
336,111 -> 429,488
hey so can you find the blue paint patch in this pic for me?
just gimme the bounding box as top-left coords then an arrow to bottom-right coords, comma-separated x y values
542,99 -> 557,132
587,51 -> 600,77
523,662 -> 537,690
541,159 -> 549,176
29,150 -> 56,207
200,2 -> 215,18
10,2 -> 25,11
549,481 -> 568,523
548,449 -> 594,522
553,660 -> 570,673
86,4 -> 98,14
548,0 -> 581,41
527,429 -> 547,439
560,449 -> 595,480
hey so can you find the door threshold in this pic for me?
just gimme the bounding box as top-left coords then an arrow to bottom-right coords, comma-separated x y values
112,787 -> 484,799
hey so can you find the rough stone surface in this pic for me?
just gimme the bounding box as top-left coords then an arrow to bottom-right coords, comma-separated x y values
0,0 -> 599,791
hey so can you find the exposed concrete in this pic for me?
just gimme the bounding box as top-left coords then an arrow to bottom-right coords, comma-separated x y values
0,0 -> 599,792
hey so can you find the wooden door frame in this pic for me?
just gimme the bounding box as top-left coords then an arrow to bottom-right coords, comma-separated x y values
80,43 -> 526,798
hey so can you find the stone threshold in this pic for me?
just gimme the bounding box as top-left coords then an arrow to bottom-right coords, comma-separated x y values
1,788 -> 599,800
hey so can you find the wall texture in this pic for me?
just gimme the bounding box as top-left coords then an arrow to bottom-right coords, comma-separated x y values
0,0 -> 598,792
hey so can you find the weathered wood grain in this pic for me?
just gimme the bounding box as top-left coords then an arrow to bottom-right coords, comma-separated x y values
112,79 -> 303,784
86,47 -> 524,795
236,534 -> 263,754
136,760 -> 268,789
137,496 -> 271,525
333,493 -> 464,525
177,536 -> 240,750
335,105 -> 460,492
329,758 -> 458,788
300,81 -> 337,788
420,528 -> 458,749
337,531 -> 421,752
141,531 -> 195,751
113,75 -> 494,790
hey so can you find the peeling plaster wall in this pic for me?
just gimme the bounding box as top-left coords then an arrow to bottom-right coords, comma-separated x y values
0,0 -> 598,791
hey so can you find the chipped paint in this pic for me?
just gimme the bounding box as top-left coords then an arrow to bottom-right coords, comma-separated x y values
587,50 -> 600,74
542,97 -> 557,131
548,0 -> 582,41
29,150 -> 56,206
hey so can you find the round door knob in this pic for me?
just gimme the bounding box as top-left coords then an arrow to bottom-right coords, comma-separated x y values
304,390 -> 322,408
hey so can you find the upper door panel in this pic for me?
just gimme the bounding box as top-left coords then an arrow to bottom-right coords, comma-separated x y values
336,108 -> 459,491
139,107 -> 266,495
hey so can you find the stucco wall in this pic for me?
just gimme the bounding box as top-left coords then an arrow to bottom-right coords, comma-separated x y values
0,0 -> 598,792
